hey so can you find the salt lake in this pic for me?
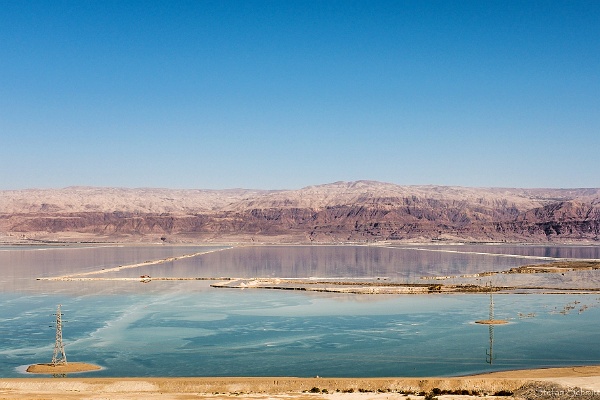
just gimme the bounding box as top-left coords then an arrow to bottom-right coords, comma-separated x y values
1,244 -> 599,377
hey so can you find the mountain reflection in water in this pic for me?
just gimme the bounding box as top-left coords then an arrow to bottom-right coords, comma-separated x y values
1,244 -> 599,377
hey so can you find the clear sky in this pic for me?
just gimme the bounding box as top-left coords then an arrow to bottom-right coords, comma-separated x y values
1,0 -> 599,190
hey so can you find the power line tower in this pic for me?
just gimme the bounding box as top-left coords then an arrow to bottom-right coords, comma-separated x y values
476,282 -> 507,365
51,304 -> 68,366
486,283 -> 495,364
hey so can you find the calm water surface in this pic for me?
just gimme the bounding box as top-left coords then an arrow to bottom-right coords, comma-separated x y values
1,244 -> 599,377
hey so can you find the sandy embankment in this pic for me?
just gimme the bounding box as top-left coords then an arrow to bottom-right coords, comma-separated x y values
1,367 -> 600,400
25,362 -> 101,374
475,366 -> 600,391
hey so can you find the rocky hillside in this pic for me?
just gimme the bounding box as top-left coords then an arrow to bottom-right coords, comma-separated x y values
1,181 -> 599,243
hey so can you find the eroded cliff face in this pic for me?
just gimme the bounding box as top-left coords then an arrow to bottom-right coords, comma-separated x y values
1,181 -> 599,243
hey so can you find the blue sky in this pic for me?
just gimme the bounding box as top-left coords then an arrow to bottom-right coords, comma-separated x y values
1,0 -> 598,190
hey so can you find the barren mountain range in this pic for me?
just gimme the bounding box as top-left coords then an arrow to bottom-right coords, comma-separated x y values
1,181 -> 599,243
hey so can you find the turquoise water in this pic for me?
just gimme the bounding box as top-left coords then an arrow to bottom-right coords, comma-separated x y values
1,245 -> 599,377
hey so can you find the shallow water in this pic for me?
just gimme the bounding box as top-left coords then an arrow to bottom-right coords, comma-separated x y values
0,244 -> 599,377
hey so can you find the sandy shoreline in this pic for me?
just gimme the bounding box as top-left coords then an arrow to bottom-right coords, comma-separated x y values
1,366 -> 599,399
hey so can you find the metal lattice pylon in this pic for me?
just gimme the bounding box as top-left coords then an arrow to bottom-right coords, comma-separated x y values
486,283 -> 495,364
51,304 -> 67,365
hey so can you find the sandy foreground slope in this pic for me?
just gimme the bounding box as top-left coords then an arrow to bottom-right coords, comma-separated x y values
1,366 -> 599,400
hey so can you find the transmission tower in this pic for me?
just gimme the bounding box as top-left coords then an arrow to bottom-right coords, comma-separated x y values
486,283 -> 495,364
51,304 -> 68,366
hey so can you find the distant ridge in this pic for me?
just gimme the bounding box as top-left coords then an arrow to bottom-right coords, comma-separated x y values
1,181 -> 599,243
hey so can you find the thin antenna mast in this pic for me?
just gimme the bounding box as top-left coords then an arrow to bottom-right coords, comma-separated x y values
51,304 -> 67,365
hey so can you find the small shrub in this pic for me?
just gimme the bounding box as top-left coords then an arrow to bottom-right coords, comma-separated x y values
309,387 -> 320,393
494,390 -> 514,396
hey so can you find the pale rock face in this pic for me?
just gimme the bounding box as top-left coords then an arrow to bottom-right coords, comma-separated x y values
0,181 -> 599,243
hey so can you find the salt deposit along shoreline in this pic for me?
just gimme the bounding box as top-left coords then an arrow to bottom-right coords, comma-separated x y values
35,246 -> 600,295
1,366 -> 600,399
36,246 -> 233,280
